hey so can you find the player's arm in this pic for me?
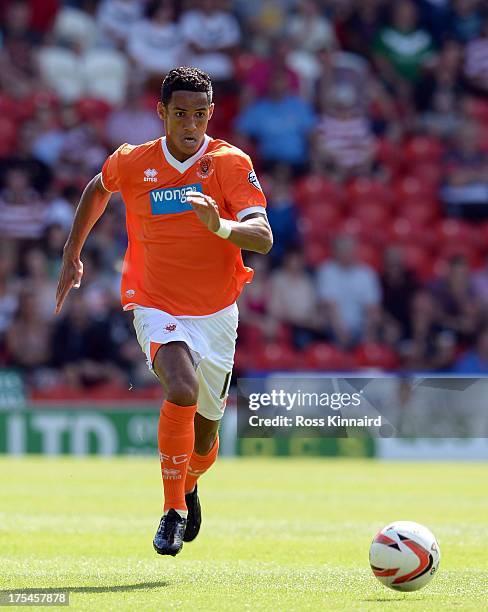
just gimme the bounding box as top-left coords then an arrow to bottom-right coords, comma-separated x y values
186,192 -> 273,254
224,212 -> 273,254
55,174 -> 111,314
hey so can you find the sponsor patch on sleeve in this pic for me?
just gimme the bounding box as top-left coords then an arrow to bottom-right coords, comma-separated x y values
248,170 -> 262,191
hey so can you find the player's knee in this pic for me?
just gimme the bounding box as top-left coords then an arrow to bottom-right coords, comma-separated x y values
166,377 -> 198,406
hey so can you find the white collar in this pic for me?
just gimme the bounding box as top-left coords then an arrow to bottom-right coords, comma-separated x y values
161,134 -> 210,174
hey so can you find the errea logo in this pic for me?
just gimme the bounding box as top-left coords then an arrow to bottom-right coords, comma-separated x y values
144,168 -> 158,182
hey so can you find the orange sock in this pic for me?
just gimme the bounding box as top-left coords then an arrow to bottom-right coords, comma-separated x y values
185,434 -> 219,494
158,400 -> 197,514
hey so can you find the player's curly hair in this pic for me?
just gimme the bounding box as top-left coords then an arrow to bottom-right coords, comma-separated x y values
161,67 -> 213,107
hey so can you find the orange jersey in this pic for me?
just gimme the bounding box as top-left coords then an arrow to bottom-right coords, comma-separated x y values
101,135 -> 267,316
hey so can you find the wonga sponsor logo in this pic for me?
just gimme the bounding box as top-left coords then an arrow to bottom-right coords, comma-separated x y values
150,183 -> 202,215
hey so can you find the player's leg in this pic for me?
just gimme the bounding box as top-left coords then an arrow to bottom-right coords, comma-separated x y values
183,413 -> 220,543
152,341 -> 198,556
193,412 -> 219,455
183,304 -> 237,542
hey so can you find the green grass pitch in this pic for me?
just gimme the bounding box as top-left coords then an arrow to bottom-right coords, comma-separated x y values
1,457 -> 487,611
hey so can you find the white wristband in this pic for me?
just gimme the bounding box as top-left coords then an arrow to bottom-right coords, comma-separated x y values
214,218 -> 232,239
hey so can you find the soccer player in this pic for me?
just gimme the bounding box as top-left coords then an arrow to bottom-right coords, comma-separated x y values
55,67 -> 273,556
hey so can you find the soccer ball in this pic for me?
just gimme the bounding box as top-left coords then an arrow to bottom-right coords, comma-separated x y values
369,521 -> 440,591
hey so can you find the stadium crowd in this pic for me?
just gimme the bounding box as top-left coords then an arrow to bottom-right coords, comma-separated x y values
2,0 -> 488,396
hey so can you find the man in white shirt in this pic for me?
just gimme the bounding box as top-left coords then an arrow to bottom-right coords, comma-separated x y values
180,0 -> 241,81
317,235 -> 381,347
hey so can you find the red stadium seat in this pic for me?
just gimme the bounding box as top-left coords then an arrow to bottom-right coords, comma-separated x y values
354,343 -> 399,370
238,323 -> 266,347
294,175 -> 344,209
76,97 -> 113,122
477,221 -> 488,246
387,217 -> 435,249
401,199 -> 440,225
303,342 -> 354,371
404,136 -> 443,166
352,201 -> 392,227
464,97 -> 488,123
410,162 -> 442,188
338,217 -> 387,247
376,138 -> 403,175
298,203 -> 343,241
338,216 -> 367,238
254,342 -> 299,371
346,177 -> 393,207
0,118 -> 17,157
394,175 -> 436,204
0,94 -> 17,120
233,52 -> 264,82
400,244 -> 434,282
304,240 -> 330,267
357,241 -> 381,270
436,219 -> 477,247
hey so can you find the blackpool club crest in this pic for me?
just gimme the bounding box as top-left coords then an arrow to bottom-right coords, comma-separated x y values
197,154 -> 214,179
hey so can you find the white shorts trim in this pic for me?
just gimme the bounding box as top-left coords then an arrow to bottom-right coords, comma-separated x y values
133,303 -> 238,420
124,301 -> 236,319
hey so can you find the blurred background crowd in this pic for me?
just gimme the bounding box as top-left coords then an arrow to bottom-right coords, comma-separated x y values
2,0 -> 488,398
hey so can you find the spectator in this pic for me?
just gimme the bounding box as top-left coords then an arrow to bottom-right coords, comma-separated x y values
236,68 -> 316,171
401,289 -> 441,370
430,254 -> 480,343
316,235 -> 382,347
415,39 -> 464,138
447,0 -> 485,44
269,247 -> 324,348
44,186 -> 75,231
0,167 -> 46,240
96,0 -> 144,48
238,254 -> 277,342
54,106 -> 107,187
0,0 -> 40,48
381,246 -> 419,341
452,326 -> 488,373
315,46 -> 371,111
472,252 -> 488,308
30,105 -> 67,167
416,0 -> 451,45
464,16 -> 488,97
0,245 -> 19,348
314,83 -> 377,178
5,288 -> 51,373
264,165 -> 299,264
127,0 -> 188,78
43,223 -> 68,276
51,294 -> 125,389
0,121 -> 53,195
374,0 -> 435,102
180,0 -> 241,82
313,44 -> 397,136
78,249 -> 119,318
237,38 -> 300,102
22,247 -> 57,321
106,85 -> 163,148
286,0 -> 336,54
440,120 -> 488,217
342,0 -> 387,59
